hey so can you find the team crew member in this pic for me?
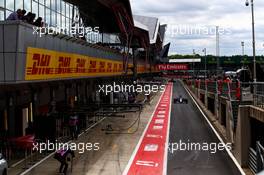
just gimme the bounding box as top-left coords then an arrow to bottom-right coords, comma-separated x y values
69,113 -> 79,140
54,147 -> 75,175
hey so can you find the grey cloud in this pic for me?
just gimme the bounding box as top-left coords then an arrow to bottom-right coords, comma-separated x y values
131,0 -> 264,56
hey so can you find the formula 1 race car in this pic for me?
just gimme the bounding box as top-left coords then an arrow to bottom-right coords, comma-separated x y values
173,95 -> 188,104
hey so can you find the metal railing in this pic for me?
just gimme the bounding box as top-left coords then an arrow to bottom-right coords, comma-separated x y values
256,141 -> 264,173
249,147 -> 258,174
186,80 -> 264,107
254,94 -> 264,109
250,141 -> 264,174
241,82 -> 264,109
185,80 -> 240,100
207,81 -> 217,93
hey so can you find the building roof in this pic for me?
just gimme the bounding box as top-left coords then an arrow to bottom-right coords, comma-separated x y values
65,0 -> 133,34
133,15 -> 160,44
134,20 -> 149,32
132,20 -> 150,48
160,43 -> 170,58
159,24 -> 167,42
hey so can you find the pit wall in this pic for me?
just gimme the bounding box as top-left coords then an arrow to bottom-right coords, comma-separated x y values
184,80 -> 264,170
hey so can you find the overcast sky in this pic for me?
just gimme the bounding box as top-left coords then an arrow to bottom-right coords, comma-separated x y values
130,0 -> 264,56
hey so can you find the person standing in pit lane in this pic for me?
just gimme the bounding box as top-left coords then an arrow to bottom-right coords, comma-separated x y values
54,147 -> 75,175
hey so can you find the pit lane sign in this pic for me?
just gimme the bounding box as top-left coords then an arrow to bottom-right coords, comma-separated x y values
157,64 -> 188,71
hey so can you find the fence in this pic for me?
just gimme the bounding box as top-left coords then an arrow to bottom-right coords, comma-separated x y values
185,79 -> 241,101
241,82 -> 264,109
249,141 -> 264,174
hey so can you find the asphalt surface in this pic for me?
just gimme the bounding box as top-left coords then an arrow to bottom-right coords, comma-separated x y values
167,81 -> 242,175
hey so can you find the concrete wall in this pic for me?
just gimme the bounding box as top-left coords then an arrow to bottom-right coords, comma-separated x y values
235,106 -> 251,167
189,83 -> 264,169
226,101 -> 234,143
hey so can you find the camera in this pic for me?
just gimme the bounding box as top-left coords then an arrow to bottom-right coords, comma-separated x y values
245,0 -> 249,6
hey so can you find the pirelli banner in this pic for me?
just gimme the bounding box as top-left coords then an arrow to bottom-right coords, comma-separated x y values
25,47 -> 146,80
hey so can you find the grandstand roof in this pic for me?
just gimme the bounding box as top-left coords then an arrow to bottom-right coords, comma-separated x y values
132,20 -> 150,48
159,24 -> 167,42
133,15 -> 160,44
65,0 -> 133,33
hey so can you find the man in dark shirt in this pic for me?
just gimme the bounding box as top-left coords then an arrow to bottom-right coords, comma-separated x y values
6,9 -> 26,20
54,147 -> 75,175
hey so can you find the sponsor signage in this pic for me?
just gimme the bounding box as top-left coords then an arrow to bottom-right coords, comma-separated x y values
25,47 -> 146,80
157,64 -> 189,71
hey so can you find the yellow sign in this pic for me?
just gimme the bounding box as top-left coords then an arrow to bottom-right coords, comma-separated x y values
25,47 -> 145,80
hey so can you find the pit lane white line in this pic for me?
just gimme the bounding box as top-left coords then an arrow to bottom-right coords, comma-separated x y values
182,82 -> 246,175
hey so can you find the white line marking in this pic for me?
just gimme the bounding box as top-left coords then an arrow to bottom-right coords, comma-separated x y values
158,111 -> 166,114
144,144 -> 159,152
155,119 -> 164,124
157,115 -> 165,118
11,159 -> 26,168
182,82 -> 246,175
136,160 -> 159,167
153,125 -> 163,130
163,84 -> 173,175
146,134 -> 163,139
122,89 -> 166,175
